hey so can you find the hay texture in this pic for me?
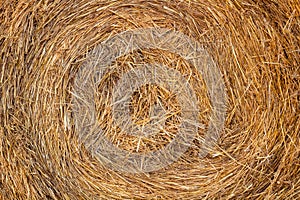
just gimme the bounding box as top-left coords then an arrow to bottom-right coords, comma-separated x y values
1,0 -> 300,199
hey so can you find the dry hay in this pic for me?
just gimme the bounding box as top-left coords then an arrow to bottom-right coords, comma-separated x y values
0,0 -> 300,199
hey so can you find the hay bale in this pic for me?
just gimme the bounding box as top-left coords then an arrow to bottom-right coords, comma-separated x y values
0,0 -> 299,199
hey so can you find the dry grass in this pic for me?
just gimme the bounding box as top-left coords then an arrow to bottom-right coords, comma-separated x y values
0,0 -> 300,199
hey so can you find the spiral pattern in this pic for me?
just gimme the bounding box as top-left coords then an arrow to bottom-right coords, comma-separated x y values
72,28 -> 226,173
1,0 -> 299,199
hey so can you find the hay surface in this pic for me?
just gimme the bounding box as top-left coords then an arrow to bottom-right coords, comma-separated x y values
1,0 -> 300,199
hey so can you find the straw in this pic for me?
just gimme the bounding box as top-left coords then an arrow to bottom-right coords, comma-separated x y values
0,0 -> 299,199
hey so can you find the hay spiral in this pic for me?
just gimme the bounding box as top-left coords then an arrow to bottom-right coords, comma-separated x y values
0,0 -> 299,199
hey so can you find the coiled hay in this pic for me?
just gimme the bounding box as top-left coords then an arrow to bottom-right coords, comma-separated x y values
0,0 -> 299,199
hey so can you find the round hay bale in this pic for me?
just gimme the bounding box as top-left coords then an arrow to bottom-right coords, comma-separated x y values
0,0 -> 299,199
